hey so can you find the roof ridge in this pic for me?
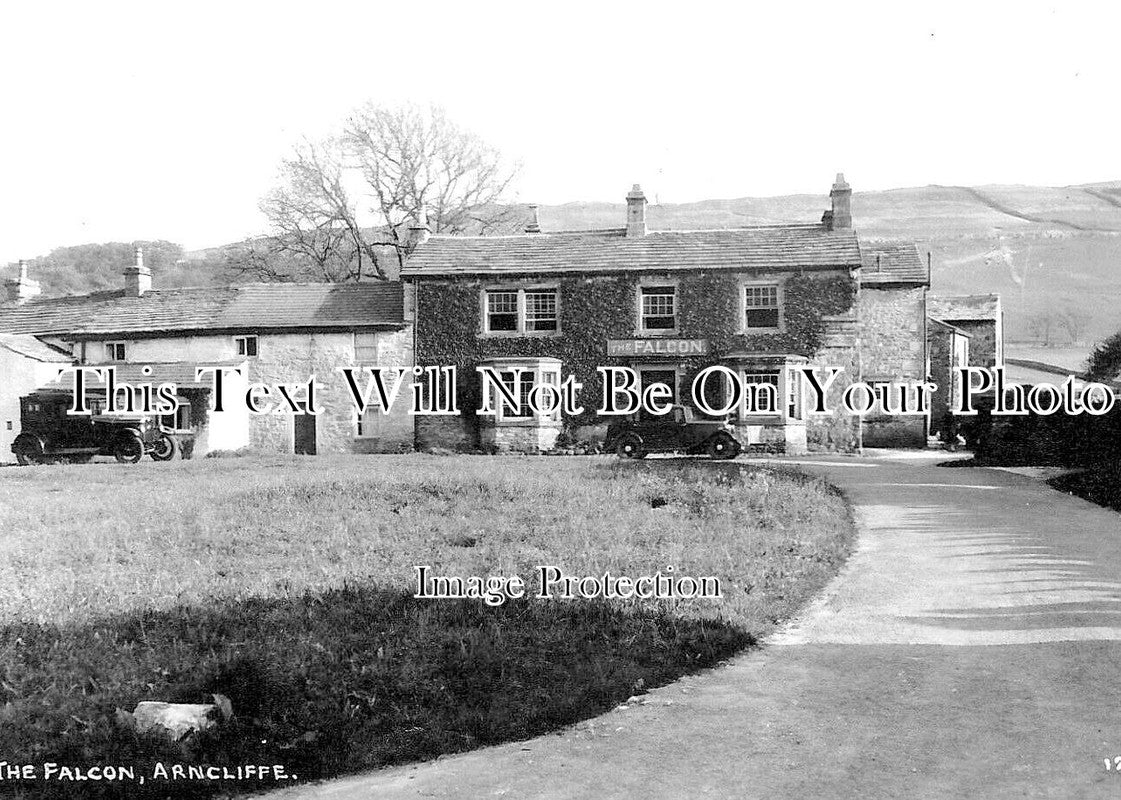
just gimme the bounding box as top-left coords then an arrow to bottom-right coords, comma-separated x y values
423,223 -> 835,241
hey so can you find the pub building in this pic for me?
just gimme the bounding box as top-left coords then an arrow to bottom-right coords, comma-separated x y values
401,176 -> 933,454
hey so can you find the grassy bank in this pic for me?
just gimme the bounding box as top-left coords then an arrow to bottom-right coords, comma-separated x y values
0,455 -> 854,797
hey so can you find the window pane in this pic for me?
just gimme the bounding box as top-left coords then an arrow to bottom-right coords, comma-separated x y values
641,286 -> 676,330
487,291 -> 519,332
743,371 -> 779,413
525,290 -> 558,332
354,333 -> 378,363
489,313 -> 518,331
746,308 -> 780,328
745,285 -> 779,329
498,371 -> 531,418
487,291 -> 518,313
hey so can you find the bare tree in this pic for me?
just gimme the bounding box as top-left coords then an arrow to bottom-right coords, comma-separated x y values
1027,312 -> 1057,346
248,104 -> 519,283
343,103 -> 521,254
1055,305 -> 1087,345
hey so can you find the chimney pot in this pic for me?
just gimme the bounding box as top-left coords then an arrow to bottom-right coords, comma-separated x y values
5,259 -> 41,304
408,207 -> 431,249
828,173 -> 852,230
124,245 -> 152,296
525,204 -> 541,234
626,184 -> 647,237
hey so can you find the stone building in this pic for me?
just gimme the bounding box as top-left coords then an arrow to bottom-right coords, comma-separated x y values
856,241 -> 932,447
927,294 -> 1004,368
403,175 -> 935,454
926,318 -> 971,438
0,252 -> 413,460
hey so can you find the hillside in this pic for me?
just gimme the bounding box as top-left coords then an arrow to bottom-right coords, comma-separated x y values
5,182 -> 1120,344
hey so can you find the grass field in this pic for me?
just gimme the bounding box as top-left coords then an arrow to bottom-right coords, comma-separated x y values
0,455 -> 854,798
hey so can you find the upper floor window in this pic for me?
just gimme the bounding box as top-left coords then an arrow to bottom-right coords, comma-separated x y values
235,335 -> 259,357
104,341 -> 126,361
640,285 -> 676,331
744,284 -> 780,330
483,288 -> 560,335
354,333 -> 378,364
524,289 -> 558,332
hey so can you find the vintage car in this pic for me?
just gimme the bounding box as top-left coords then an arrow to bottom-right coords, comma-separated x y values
604,404 -> 741,460
11,390 -> 192,465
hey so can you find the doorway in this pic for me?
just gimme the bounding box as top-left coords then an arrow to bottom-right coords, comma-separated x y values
294,407 -> 317,455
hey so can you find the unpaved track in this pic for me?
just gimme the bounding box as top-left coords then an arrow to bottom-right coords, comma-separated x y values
265,453 -> 1121,799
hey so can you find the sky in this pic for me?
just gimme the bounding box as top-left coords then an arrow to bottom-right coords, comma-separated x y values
1,0 -> 1117,263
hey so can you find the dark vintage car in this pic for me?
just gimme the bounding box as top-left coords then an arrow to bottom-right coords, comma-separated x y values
605,404 -> 741,460
11,391 -> 193,465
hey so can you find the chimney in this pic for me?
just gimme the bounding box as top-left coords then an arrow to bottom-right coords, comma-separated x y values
4,260 -> 41,304
124,246 -> 151,296
407,207 -> 431,249
525,204 -> 541,234
828,173 -> 852,230
626,184 -> 647,237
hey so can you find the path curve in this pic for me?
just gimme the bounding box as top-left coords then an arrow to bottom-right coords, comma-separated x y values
264,452 -> 1121,799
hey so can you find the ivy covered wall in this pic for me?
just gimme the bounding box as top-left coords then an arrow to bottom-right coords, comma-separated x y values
414,270 -> 856,427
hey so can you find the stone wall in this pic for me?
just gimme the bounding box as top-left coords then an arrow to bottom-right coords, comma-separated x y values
858,286 -> 927,381
952,320 -> 998,368
855,285 -> 929,447
248,330 -> 414,454
808,315 -> 860,450
480,422 -> 561,453
416,414 -> 476,452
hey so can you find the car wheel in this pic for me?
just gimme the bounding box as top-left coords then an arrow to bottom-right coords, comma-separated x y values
615,433 -> 645,459
113,433 -> 145,464
12,435 -> 45,466
707,432 -> 740,460
150,434 -> 179,461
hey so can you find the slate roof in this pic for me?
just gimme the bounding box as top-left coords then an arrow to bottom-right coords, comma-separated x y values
927,318 -> 972,337
0,282 -> 405,337
928,294 -> 1002,322
36,360 -> 246,392
859,241 -> 929,286
402,224 -> 863,276
0,333 -> 73,361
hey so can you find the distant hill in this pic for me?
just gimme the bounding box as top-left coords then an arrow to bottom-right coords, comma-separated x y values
7,182 -> 1120,343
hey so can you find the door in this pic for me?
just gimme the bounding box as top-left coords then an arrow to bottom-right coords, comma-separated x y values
637,368 -> 679,448
294,406 -> 317,455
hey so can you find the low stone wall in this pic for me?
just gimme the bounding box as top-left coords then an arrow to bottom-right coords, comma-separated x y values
480,423 -> 561,454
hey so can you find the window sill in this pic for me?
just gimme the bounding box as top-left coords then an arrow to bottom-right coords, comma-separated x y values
633,329 -> 681,337
478,331 -> 562,339
484,417 -> 562,428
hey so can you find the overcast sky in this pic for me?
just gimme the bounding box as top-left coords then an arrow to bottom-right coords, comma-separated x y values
1,1 -> 1116,263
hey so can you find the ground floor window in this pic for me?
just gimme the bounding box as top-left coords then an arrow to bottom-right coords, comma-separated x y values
478,357 -> 563,423
721,354 -> 806,422
160,398 -> 192,431
741,371 -> 780,415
